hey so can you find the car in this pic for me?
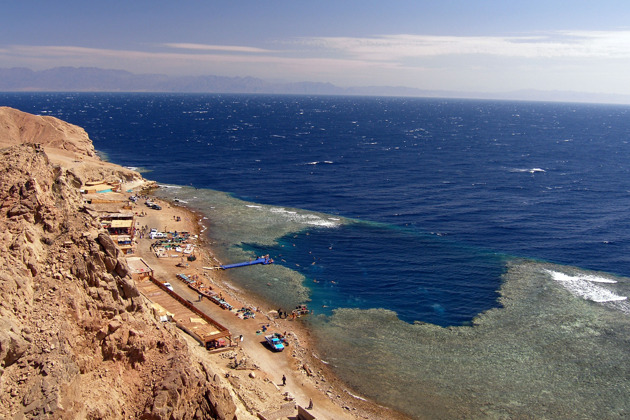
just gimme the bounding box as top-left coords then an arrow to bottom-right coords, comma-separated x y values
163,282 -> 174,291
151,204 -> 162,210
150,231 -> 165,239
265,335 -> 285,352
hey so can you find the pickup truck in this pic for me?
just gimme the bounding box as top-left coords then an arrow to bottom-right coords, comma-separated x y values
265,335 -> 285,352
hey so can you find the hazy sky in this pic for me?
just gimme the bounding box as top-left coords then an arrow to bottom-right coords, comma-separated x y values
3,1 -> 630,95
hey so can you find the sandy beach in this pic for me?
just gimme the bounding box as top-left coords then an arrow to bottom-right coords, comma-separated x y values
124,189 -> 409,420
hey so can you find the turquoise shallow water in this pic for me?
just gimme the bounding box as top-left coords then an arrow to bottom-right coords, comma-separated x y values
3,93 -> 630,418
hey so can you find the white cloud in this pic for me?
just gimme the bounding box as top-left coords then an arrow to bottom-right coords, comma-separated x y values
298,31 -> 630,61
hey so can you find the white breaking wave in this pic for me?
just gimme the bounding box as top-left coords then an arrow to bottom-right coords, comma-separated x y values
260,206 -> 340,228
304,219 -> 339,228
510,168 -> 546,174
346,391 -> 368,401
305,161 -> 334,165
545,269 -> 627,303
550,271 -> 617,284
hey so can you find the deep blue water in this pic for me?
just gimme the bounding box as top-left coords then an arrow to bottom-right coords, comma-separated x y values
4,92 -> 630,325
246,224 -> 505,324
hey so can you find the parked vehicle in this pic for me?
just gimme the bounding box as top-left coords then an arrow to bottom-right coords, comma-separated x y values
265,334 -> 285,352
163,282 -> 174,291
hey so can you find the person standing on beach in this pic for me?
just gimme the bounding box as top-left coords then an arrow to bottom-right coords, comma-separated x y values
282,374 -> 286,386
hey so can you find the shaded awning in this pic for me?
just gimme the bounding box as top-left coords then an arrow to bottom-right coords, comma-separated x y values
111,219 -> 133,228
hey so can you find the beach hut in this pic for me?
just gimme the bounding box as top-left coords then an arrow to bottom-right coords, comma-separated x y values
126,257 -> 153,282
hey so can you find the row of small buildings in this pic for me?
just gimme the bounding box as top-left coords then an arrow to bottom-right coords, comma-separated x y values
81,180 -> 138,255
81,180 -> 233,350
100,212 -> 136,254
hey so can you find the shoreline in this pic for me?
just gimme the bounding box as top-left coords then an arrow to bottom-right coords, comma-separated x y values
135,186 -> 412,420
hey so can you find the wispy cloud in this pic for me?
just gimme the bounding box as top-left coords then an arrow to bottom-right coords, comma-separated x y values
298,31 -> 630,61
0,44 -> 382,80
3,30 -> 630,94
1,44 -> 372,68
163,43 -> 274,53
6,30 -> 630,75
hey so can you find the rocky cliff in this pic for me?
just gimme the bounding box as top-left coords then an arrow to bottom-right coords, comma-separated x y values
0,106 -> 144,188
0,110 -> 237,419
0,106 -> 95,157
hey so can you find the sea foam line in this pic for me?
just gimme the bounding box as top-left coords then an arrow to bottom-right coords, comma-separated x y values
249,205 -> 341,228
545,269 -> 627,303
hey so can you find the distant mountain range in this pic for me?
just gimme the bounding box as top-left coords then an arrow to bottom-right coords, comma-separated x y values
1,67 -> 629,105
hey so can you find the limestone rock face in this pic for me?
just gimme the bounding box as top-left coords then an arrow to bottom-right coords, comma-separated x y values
0,106 -> 96,157
0,113 -> 235,419
0,106 -> 144,187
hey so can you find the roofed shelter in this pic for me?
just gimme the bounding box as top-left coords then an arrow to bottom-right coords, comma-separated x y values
137,278 -> 232,349
126,257 -> 153,282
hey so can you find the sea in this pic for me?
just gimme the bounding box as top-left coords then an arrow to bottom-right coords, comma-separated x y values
3,92 -> 630,419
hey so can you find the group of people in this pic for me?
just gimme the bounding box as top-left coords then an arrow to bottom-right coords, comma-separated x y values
276,306 -> 309,320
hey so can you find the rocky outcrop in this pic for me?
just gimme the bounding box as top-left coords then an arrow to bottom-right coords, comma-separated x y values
0,107 -> 95,157
0,106 -> 144,187
0,124 -> 236,418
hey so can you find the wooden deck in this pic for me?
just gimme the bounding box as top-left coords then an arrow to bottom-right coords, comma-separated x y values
137,279 -> 231,347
